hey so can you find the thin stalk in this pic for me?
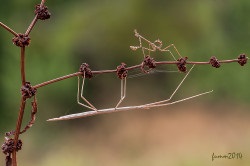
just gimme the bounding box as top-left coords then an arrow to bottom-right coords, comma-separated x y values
25,15 -> 38,36
33,72 -> 82,89
12,46 -> 27,166
21,47 -> 26,85
33,58 -> 244,89
25,0 -> 48,35
12,97 -> 26,166
41,0 -> 46,5
187,59 -> 239,64
0,22 -> 18,37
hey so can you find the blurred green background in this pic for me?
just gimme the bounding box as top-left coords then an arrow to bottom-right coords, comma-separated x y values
1,0 -> 250,165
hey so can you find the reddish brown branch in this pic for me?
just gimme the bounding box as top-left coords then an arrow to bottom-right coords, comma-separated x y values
12,97 -> 26,166
25,15 -> 38,36
20,47 -> 26,85
32,57 -> 247,90
33,72 -> 82,89
0,22 -> 18,37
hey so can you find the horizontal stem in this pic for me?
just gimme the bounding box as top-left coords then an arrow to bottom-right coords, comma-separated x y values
33,58 -> 244,89
188,59 -> 239,64
33,72 -> 81,89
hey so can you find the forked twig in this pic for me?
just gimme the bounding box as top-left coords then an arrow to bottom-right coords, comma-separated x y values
0,1 -> 248,164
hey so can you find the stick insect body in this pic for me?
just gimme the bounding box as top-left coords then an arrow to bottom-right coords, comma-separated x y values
48,31 -> 213,121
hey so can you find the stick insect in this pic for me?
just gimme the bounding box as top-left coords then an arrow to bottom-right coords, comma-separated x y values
47,31 -> 212,121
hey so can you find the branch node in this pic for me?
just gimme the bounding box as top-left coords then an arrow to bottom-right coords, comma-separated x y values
141,55 -> 156,73
237,54 -> 247,66
79,63 -> 93,79
35,4 -> 51,20
116,63 -> 128,79
210,56 -> 220,68
1,138 -> 22,155
21,82 -> 37,99
177,57 -> 188,72
12,34 -> 31,47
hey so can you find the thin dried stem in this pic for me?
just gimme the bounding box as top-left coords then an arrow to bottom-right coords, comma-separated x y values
0,21 -> 18,37
33,72 -> 81,89
20,47 -> 26,85
33,57 -> 247,90
41,0 -> 46,5
12,97 -> 26,166
25,15 -> 38,36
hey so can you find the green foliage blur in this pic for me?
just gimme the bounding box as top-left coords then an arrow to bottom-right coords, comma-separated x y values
0,0 -> 250,165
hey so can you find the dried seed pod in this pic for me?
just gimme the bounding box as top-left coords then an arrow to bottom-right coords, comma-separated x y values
210,56 -> 220,68
2,138 -> 22,155
21,82 -> 37,99
237,54 -> 247,66
79,63 -> 93,79
116,63 -> 128,79
12,34 -> 31,47
141,55 -> 156,73
177,57 -> 188,72
35,4 -> 51,20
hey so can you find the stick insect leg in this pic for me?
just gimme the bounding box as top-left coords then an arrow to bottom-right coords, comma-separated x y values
143,65 -> 195,107
160,44 -> 182,60
77,75 -> 97,111
115,77 -> 127,109
142,90 -> 213,109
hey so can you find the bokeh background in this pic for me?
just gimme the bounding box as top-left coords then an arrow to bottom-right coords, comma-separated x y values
0,0 -> 250,165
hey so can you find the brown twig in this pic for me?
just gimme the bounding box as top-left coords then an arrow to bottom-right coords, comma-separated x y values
32,57 -> 247,90
33,72 -> 82,89
0,22 -> 18,37
25,16 -> 38,36
12,97 -> 26,166
6,1 -> 51,165
20,47 -> 26,85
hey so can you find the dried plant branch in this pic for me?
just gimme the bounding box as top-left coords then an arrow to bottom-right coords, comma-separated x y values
25,16 -> 38,36
0,1 -> 51,165
32,56 -> 247,90
0,1 -> 248,166
20,47 -> 26,85
0,22 -> 18,37
12,97 -> 26,166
